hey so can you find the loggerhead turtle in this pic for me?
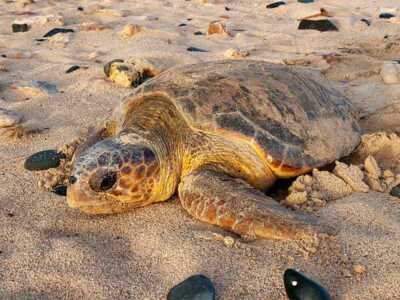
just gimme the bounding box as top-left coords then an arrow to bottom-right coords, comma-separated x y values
66,60 -> 360,240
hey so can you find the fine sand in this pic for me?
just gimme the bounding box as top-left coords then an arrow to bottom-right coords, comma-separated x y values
1,0 -> 400,299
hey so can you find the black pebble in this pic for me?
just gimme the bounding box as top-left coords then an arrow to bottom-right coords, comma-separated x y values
360,18 -> 371,26
167,274 -> 215,300
266,1 -> 286,9
379,13 -> 395,19
77,6 -> 84,11
298,0 -> 314,3
284,269 -> 332,300
187,46 -> 208,52
225,6 -> 231,11
179,23 -> 187,27
24,150 -> 65,171
35,38 -> 47,42
103,59 -> 124,77
194,31 -> 204,35
298,19 -> 338,32
390,185 -> 400,198
52,185 -> 67,196
43,28 -> 74,38
66,65 -> 80,74
12,23 -> 29,33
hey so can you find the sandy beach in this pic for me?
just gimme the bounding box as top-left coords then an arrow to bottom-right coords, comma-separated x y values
1,0 -> 400,299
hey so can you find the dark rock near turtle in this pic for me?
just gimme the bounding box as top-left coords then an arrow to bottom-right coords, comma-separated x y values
66,65 -> 80,74
12,23 -> 29,33
390,185 -> 400,198
43,28 -> 74,38
187,46 -> 208,52
360,18 -> 371,26
284,269 -> 332,300
25,150 -> 65,171
298,19 -> 338,32
379,13 -> 395,19
52,185 -> 67,196
266,1 -> 286,9
167,274 -> 215,300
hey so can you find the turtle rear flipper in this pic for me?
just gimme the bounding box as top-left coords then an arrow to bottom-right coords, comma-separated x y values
178,169 -> 336,242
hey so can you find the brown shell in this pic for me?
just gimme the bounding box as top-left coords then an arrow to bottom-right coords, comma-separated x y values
116,60 -> 360,170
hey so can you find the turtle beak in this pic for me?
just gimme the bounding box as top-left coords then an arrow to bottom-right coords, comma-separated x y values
66,183 -> 85,208
66,181 -> 119,214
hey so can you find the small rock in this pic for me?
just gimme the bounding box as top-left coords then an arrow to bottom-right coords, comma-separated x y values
266,1 -> 286,9
119,24 -> 142,39
298,19 -> 338,32
207,21 -> 231,36
104,59 -> 124,77
353,264 -> 366,275
0,108 -> 22,128
12,23 -> 29,33
380,61 -> 400,84
224,48 -> 249,59
178,23 -> 187,27
223,236 -> 235,247
43,28 -> 74,38
379,13 -> 395,19
364,155 -> 381,179
24,150 -> 65,171
312,169 -> 352,201
285,191 -> 308,205
66,65 -> 80,74
167,274 -> 216,300
187,46 -> 208,52
333,161 -> 369,193
194,31 -> 204,35
390,185 -> 400,197
106,62 -> 138,88
298,0 -> 314,3
284,269 -> 332,300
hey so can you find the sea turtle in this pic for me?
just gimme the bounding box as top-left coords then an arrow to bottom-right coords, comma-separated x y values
66,60 -> 360,241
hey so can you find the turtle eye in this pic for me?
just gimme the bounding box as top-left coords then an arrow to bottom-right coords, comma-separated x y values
89,170 -> 117,192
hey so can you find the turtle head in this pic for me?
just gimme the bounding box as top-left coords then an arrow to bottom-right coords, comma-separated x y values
67,137 -> 161,214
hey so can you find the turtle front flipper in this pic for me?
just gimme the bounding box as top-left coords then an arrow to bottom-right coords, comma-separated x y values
178,169 -> 336,241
